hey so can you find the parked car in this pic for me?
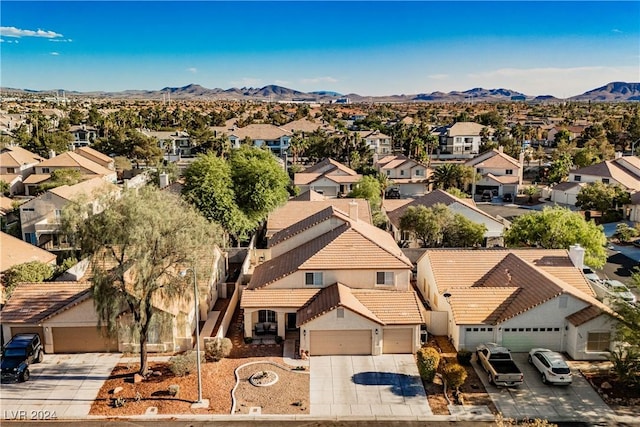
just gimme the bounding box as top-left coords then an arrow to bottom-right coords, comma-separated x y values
480,190 -> 492,202
502,193 -> 513,203
603,280 -> 637,304
385,188 -> 401,199
582,267 -> 602,285
528,348 -> 572,385
476,343 -> 524,387
1,333 -> 43,382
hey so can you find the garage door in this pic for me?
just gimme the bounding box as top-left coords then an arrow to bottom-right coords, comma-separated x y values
383,328 -> 413,354
310,330 -> 371,355
52,327 -> 118,353
502,327 -> 563,352
460,327 -> 495,351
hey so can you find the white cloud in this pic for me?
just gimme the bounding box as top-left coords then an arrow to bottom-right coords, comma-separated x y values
427,74 -> 449,80
50,52 -> 59,56
275,79 -> 290,86
49,38 -> 73,43
612,29 -> 622,33
187,67 -> 198,74
466,66 -> 640,97
0,26 -> 62,38
230,77 -> 262,87
300,76 -> 338,84
0,38 -> 19,44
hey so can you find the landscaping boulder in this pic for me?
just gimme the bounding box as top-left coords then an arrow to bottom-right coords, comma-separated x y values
133,373 -> 144,383
111,386 -> 124,395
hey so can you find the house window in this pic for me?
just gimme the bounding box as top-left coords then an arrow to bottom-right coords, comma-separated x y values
586,332 -> 611,351
602,178 -> 609,184
506,169 -> 513,175
415,169 -> 423,176
574,175 -> 581,182
42,168 -> 50,174
6,167 -> 15,174
386,170 -> 391,176
305,272 -> 323,286
55,209 -> 62,219
258,310 -> 276,323
25,233 -> 37,245
337,308 -> 344,318
376,272 -> 394,286
22,208 -> 35,212
400,170 -> 405,176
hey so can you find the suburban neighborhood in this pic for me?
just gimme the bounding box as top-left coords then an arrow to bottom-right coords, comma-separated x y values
1,90 -> 639,426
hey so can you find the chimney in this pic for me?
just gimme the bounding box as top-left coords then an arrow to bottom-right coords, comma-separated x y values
159,172 -> 170,189
569,244 -> 585,269
48,150 -> 56,159
615,151 -> 623,159
348,200 -> 358,221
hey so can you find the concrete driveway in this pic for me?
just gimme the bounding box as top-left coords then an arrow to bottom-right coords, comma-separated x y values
0,353 -> 121,419
473,353 -> 615,423
310,355 -> 431,417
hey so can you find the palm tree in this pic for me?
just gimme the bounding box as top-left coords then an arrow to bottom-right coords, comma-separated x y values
432,163 -> 459,190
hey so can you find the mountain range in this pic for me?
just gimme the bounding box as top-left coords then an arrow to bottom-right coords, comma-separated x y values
2,82 -> 639,103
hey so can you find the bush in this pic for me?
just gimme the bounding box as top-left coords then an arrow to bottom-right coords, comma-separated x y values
442,363 -> 468,390
275,335 -> 283,344
244,337 -> 253,344
168,384 -> 180,396
168,351 -> 203,377
456,350 -> 472,366
204,337 -> 233,362
417,347 -> 441,382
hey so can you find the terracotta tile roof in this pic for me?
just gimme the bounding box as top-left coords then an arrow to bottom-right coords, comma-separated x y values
0,146 -> 43,167
386,189 -> 494,228
466,149 -> 520,168
249,219 -> 411,289
267,199 -> 371,234
447,287 -> 520,324
0,196 -> 15,214
0,232 -> 57,271
351,289 -> 424,324
296,283 -> 383,326
74,147 -> 114,166
448,122 -> 485,136
291,190 -> 326,201
382,198 -> 414,212
0,173 -> 20,183
422,248 -> 595,296
50,177 -> 118,201
268,206 -> 346,248
566,305 -> 606,326
571,157 -> 640,190
552,182 -> 584,191
1,282 -> 91,323
37,152 -> 113,176
302,158 -> 358,176
280,119 -> 330,133
241,288 -> 321,308
485,173 -> 520,185
22,174 -> 51,184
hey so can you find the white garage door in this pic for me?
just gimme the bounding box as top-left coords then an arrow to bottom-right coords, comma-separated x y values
502,327 -> 563,352
460,326 -> 495,351
382,328 -> 413,354
310,330 -> 372,355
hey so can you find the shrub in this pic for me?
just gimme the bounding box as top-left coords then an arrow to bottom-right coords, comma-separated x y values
168,384 -> 180,396
204,337 -> 233,362
169,351 -> 203,377
456,350 -> 472,366
442,363 -> 468,390
275,335 -> 283,344
417,347 -> 440,382
244,337 -> 253,344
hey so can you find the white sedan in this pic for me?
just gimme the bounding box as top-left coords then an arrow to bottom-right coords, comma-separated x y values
528,348 -> 572,385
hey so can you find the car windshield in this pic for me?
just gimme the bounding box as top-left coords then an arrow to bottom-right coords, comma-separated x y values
552,367 -> 570,375
3,348 -> 26,358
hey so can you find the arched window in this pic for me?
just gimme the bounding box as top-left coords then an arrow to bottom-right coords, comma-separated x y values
258,310 -> 276,323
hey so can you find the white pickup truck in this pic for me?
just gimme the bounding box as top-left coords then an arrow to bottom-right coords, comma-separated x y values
476,343 -> 524,387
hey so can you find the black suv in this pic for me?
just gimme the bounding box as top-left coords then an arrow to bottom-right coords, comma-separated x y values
386,188 -> 401,199
1,333 -> 43,382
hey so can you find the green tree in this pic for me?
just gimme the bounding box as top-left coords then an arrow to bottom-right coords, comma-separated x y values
445,188 -> 470,199
349,175 -> 381,207
61,186 -> 223,375
504,207 -> 607,268
36,168 -> 83,194
229,146 -> 290,223
547,152 -> 573,184
2,261 -> 55,298
0,180 -> 9,196
444,214 -> 486,247
575,182 -> 630,217
612,223 -> 639,243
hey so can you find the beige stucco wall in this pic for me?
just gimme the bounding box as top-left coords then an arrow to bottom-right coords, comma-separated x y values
267,269 -> 411,291
566,314 -> 617,361
300,308 -> 382,355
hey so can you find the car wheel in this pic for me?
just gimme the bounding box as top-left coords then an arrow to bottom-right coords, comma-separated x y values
541,373 -> 547,384
20,369 -> 30,382
35,350 -> 43,363
527,355 -> 533,364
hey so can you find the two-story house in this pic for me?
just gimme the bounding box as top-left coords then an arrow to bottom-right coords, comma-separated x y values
416,246 -> 618,360
23,150 -> 117,196
437,122 -> 488,157
550,155 -> 640,207
69,125 -> 99,148
294,158 -> 362,198
241,202 -> 424,356
0,146 -> 44,195
375,155 -> 431,197
466,148 -> 523,199
226,124 -> 292,156
383,189 -> 506,247
357,130 -> 392,155
140,130 -> 194,161
20,177 -> 119,249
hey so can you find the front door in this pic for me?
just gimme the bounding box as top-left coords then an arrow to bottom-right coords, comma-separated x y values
286,313 -> 297,330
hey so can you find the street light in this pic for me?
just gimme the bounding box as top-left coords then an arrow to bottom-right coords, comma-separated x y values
180,267 -> 203,406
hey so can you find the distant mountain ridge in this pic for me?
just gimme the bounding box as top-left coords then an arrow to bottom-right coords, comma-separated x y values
2,82 -> 639,102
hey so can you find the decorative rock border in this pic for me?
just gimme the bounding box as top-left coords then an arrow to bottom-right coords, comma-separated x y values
249,370 -> 279,387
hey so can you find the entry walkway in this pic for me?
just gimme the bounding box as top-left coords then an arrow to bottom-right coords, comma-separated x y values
310,355 -> 431,417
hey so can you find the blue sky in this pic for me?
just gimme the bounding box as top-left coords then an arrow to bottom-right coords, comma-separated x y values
1,1 -> 639,97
